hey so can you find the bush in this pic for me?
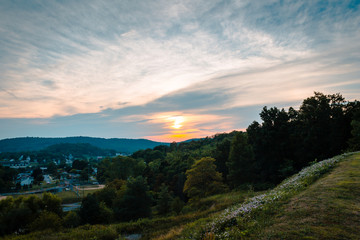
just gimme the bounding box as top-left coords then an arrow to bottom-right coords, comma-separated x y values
29,211 -> 62,232
63,211 -> 81,228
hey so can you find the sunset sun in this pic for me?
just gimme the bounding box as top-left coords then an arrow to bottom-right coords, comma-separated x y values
169,116 -> 185,129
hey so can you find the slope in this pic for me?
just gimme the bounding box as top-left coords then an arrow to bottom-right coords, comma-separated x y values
175,152 -> 360,239
257,152 -> 360,239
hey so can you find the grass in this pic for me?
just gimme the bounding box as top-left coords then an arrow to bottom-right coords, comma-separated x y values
113,189 -> 252,239
4,185 -> 102,204
256,152 -> 360,240
55,191 -> 80,204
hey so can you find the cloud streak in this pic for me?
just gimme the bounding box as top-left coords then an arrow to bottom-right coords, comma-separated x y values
0,0 -> 359,140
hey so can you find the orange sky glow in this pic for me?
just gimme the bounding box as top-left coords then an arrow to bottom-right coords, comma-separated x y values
144,112 -> 233,142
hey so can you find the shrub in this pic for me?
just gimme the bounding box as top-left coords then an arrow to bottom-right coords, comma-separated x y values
29,211 -> 62,232
63,211 -> 81,228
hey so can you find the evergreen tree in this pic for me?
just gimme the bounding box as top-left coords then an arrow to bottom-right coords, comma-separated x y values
227,132 -> 255,188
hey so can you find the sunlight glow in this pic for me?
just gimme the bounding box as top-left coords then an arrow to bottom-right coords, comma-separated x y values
169,116 -> 185,129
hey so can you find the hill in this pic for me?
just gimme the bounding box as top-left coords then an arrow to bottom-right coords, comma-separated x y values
256,152 -> 360,239
176,152 -> 360,239
0,137 -> 168,154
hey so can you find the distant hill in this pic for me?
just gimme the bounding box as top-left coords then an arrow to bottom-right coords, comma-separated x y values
0,137 -> 169,154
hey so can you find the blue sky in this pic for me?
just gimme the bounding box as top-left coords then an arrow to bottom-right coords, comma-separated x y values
0,0 -> 359,142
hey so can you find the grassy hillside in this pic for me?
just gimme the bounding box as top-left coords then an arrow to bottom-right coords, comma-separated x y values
257,152 -> 360,239
171,152 -> 360,239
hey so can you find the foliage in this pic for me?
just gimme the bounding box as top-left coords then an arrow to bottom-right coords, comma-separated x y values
97,156 -> 146,183
183,157 -> 227,202
0,193 -> 63,236
156,184 -> 173,215
113,176 -> 152,221
29,211 -> 62,232
227,132 -> 255,187
79,194 -> 101,224
212,139 -> 231,183
0,165 -> 17,192
32,167 -> 44,185
63,211 -> 81,228
42,192 -> 62,216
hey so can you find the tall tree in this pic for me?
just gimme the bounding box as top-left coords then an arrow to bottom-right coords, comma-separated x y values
213,138 -> 231,183
247,107 -> 293,183
297,92 -> 349,162
227,132 -> 255,188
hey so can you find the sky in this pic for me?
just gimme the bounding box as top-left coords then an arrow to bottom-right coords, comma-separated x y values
0,0 -> 360,142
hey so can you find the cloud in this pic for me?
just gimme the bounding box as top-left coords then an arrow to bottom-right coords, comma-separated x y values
0,0 -> 359,140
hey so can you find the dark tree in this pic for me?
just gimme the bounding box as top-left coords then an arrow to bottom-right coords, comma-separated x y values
79,194 -> 100,224
113,176 -> 152,221
227,132 -> 255,188
213,138 -> 231,183
72,160 -> 88,170
32,167 -> 44,184
156,184 -> 173,215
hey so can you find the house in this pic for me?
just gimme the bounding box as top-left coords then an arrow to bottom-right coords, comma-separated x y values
0,159 -> 30,169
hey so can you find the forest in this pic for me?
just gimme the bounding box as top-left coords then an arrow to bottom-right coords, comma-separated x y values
0,92 -> 359,237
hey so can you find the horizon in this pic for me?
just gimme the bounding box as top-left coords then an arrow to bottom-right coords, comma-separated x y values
1,1 -> 359,142
0,135 -> 192,143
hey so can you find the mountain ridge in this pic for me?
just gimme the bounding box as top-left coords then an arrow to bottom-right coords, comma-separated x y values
0,136 -> 169,154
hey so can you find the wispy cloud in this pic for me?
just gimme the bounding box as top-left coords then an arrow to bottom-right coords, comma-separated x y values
0,0 -> 359,140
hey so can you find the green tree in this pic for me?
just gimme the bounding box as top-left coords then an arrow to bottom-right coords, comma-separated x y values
63,211 -> 81,228
79,194 -> 100,224
348,119 -> 360,150
297,92 -> 349,162
212,139 -> 231,182
96,186 -> 117,208
183,157 -> 227,201
29,211 -> 62,232
80,168 -> 89,181
72,159 -> 88,170
227,132 -> 255,188
156,184 -> 172,215
47,162 -> 58,176
171,197 -> 184,215
348,105 -> 360,150
32,167 -> 44,185
42,192 -> 62,216
98,201 -> 114,224
113,176 -> 152,221
0,166 -> 17,193
97,156 -> 146,182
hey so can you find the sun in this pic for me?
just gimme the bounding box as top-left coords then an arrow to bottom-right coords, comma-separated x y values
169,116 -> 185,129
